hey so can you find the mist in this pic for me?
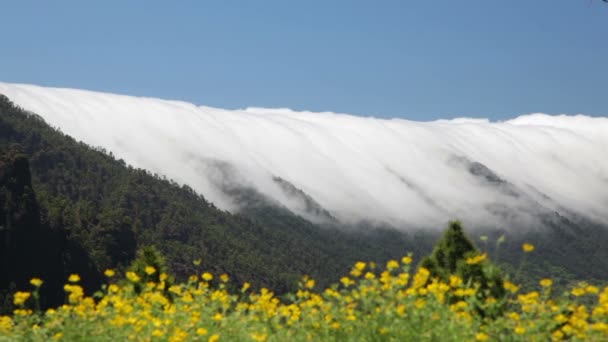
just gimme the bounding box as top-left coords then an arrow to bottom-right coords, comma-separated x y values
1,82 -> 607,231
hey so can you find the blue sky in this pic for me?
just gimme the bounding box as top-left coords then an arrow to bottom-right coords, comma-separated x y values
1,0 -> 607,120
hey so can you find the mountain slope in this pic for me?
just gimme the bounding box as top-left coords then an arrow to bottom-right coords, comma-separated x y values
0,95 -> 433,296
1,86 -> 608,300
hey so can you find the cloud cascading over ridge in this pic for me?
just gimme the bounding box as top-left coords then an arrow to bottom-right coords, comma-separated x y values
1,82 -> 607,231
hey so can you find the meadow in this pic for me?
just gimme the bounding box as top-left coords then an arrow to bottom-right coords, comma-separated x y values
1,244 -> 607,341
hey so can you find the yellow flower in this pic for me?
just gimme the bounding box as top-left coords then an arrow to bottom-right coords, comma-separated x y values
30,278 -> 43,287
465,253 -> 487,265
68,274 -> 80,282
53,332 -> 63,340
13,292 -> 31,306
212,313 -> 223,321
504,281 -> 519,294
540,279 -> 553,287
0,316 -> 13,332
514,325 -> 526,335
220,274 -> 229,282
104,269 -> 115,277
304,279 -> 315,289
552,330 -> 564,340
386,260 -> 399,271
571,287 -> 585,297
354,261 -> 366,271
350,268 -> 362,277
152,330 -> 164,337
475,332 -> 489,341
340,277 -> 354,287
108,284 -> 119,293
126,272 -> 140,282
145,266 -> 156,275
251,332 -> 268,342
241,282 -> 251,292
208,334 -> 220,342
401,256 -> 413,264
591,322 -> 608,332
196,328 -> 208,336
202,272 -> 213,281
586,285 -> 599,294
449,275 -> 463,287
522,243 -> 535,252
396,304 -> 406,315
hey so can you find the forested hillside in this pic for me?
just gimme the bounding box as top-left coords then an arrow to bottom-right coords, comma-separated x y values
1,93 -> 608,313
0,95 -> 435,308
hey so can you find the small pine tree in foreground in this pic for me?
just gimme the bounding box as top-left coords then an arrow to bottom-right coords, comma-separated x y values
420,221 -> 506,317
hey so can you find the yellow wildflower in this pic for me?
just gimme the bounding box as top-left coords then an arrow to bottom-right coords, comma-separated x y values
475,332 -> 489,341
465,253 -> 487,265
242,282 -> 251,292
449,275 -> 462,287
401,255 -> 413,264
208,334 -> 220,342
540,279 -> 553,287
126,272 -> 140,282
220,274 -> 229,282
145,266 -> 156,275
508,312 -> 520,321
552,330 -> 564,340
13,292 -> 31,306
504,281 -> 519,293
202,272 -> 213,281
30,278 -> 43,287
354,261 -> 366,271
586,285 -> 599,294
68,274 -> 80,282
522,243 -> 535,252
571,287 -> 585,297
251,332 -> 268,342
104,269 -> 115,277
0,316 -> 13,332
340,277 -> 354,287
386,260 -> 399,270
196,328 -> 208,336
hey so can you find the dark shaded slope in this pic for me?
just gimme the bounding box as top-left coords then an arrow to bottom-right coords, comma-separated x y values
0,145 -> 100,312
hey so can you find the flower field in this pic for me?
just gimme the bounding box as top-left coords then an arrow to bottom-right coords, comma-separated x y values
1,250 -> 608,341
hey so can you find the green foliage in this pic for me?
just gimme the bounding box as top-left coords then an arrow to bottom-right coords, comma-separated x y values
3,256 -> 608,341
127,246 -> 172,293
421,221 -> 506,317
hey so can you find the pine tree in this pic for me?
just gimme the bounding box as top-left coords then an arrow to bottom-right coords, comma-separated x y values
421,221 -> 506,317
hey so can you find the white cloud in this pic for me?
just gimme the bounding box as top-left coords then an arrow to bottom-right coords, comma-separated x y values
1,82 -> 607,230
